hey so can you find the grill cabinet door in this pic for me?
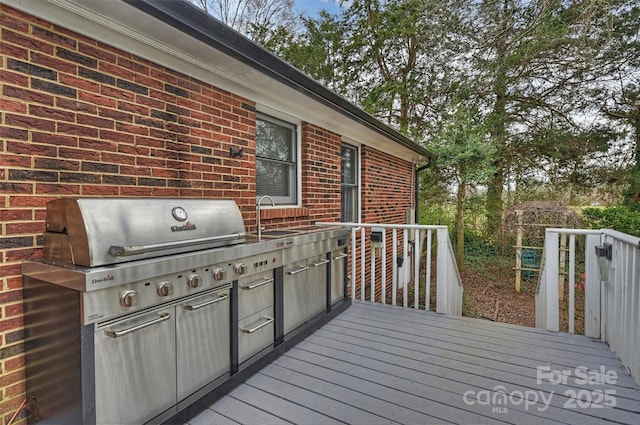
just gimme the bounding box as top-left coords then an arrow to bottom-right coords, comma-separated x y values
331,250 -> 348,304
283,259 -> 309,334
94,307 -> 177,425
177,286 -> 231,400
307,254 -> 329,316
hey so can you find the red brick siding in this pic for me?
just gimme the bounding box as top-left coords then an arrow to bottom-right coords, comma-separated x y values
0,5 -> 253,420
355,146 -> 414,301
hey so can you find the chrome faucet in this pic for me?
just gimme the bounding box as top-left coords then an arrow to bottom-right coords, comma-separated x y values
256,195 -> 274,242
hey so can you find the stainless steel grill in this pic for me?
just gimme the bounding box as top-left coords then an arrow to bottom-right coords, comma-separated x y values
22,197 -> 349,425
42,198 -> 246,267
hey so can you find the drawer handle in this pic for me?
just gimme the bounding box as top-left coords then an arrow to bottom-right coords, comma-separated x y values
333,254 -> 348,260
287,266 -> 309,275
241,278 -> 274,290
241,316 -> 274,334
312,259 -> 330,267
183,294 -> 229,311
104,312 -> 170,338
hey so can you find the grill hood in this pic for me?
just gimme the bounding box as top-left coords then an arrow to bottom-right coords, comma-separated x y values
43,198 -> 246,267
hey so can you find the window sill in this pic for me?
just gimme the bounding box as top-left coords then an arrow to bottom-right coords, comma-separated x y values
260,207 -> 309,220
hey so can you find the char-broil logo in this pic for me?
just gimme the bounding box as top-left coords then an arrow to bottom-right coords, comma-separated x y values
171,221 -> 197,232
92,274 -> 115,285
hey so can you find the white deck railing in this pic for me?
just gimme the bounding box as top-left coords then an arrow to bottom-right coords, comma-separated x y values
537,228 -> 640,385
318,222 -> 463,316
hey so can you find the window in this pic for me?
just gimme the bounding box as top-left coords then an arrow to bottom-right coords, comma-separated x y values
341,143 -> 358,222
256,113 -> 297,204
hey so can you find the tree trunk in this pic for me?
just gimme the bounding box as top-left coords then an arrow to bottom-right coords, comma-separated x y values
485,1 -> 509,236
624,111 -> 640,208
456,181 -> 466,271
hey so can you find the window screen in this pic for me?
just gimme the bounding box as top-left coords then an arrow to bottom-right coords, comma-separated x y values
256,114 -> 297,204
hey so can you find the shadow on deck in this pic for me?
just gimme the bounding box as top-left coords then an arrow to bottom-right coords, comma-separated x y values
183,301 -> 640,425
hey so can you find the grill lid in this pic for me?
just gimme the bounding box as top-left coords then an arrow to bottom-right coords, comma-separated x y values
43,198 -> 246,267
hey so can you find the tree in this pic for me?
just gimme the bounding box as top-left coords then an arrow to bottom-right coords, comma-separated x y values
188,0 -> 298,46
466,0 -> 613,232
276,0 -> 465,140
429,105 -> 496,268
591,1 -> 640,208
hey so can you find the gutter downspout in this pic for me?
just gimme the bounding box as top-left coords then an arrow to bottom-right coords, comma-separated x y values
415,159 -> 433,225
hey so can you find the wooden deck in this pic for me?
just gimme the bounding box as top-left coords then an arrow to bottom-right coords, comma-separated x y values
185,300 -> 640,425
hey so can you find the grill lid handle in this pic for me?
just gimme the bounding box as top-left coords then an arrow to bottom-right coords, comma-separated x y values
109,233 -> 243,257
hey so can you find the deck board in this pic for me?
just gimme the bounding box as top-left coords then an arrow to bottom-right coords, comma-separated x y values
186,300 -> 640,425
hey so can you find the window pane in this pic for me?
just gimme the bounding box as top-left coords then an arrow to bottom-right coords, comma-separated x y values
256,159 -> 291,197
341,145 -> 356,184
341,144 -> 358,222
256,114 -> 297,204
342,186 -> 356,222
256,119 -> 293,161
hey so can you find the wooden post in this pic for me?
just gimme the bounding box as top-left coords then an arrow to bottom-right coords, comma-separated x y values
515,210 -> 523,293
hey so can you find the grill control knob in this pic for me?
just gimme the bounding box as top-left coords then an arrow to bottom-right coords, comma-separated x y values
212,268 -> 227,281
157,281 -> 174,297
234,263 -> 247,275
120,290 -> 138,307
188,274 -> 203,288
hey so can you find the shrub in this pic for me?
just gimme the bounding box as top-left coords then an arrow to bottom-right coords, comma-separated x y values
581,206 -> 640,237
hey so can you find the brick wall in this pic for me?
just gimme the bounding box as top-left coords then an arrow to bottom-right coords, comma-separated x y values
354,146 -> 415,301
0,5 -> 343,423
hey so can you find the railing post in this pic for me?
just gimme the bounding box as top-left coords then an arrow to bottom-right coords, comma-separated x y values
545,231 -> 560,332
584,234 -> 601,338
436,228 -> 449,314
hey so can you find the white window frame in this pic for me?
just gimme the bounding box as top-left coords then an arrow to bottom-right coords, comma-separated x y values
255,110 -> 301,206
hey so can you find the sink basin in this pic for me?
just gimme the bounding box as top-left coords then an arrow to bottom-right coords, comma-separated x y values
260,230 -> 300,237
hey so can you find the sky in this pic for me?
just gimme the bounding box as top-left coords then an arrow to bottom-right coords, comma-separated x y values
295,0 -> 343,18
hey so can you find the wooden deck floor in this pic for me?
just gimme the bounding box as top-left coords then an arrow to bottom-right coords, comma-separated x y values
185,300 -> 640,425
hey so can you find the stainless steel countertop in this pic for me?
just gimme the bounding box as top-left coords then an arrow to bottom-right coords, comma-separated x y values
23,226 -> 350,292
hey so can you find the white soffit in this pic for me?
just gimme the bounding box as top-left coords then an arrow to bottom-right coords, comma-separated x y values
5,0 -> 420,161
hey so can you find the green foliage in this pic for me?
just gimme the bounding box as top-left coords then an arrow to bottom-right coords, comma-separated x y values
418,203 -> 454,226
581,206 -> 640,237
430,106 -> 496,186
246,0 -> 638,219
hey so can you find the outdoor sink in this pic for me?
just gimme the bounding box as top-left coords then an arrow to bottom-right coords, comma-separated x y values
259,229 -> 301,238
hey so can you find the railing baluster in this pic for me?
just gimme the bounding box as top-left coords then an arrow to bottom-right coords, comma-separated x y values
360,227 -> 365,301
569,234 -> 575,334
381,228 -> 387,305
392,229 -> 397,306
351,228 -> 357,300
403,228 -> 408,308
414,229 -> 420,309
371,235 -> 376,303
426,229 -> 432,311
